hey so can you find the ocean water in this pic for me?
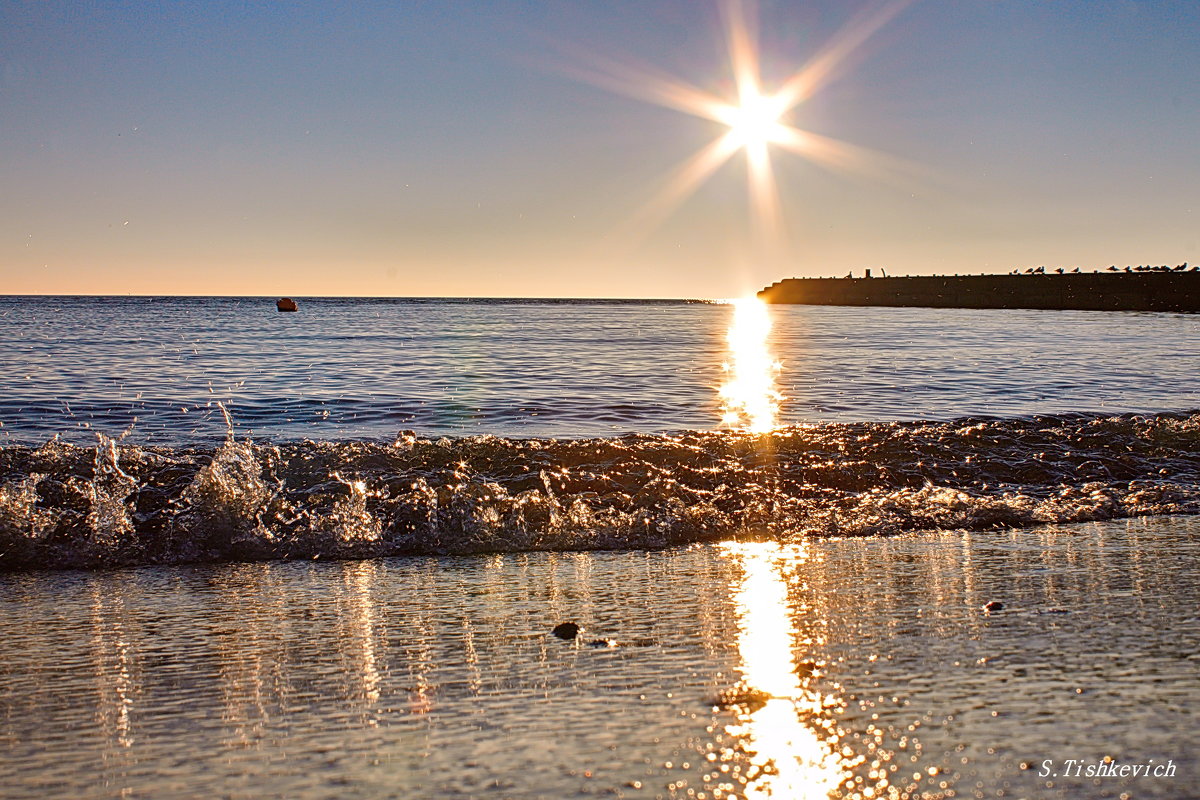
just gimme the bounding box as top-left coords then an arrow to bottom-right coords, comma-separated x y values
1,296 -> 1197,444
1,296 -> 1199,799
0,296 -> 1196,568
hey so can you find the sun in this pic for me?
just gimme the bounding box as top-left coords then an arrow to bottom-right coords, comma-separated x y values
720,91 -> 789,150
560,0 -> 915,243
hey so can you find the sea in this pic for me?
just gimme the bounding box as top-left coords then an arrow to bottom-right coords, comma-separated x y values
1,295 -> 1197,799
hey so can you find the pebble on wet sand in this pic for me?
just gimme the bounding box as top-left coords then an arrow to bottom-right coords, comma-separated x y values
551,622 -> 580,640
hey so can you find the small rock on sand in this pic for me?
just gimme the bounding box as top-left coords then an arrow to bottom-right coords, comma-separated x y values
551,622 -> 579,640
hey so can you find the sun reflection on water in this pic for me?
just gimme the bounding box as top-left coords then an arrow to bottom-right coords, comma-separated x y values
719,297 -> 782,433
721,541 -> 845,798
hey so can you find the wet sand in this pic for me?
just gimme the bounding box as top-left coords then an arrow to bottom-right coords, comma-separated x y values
2,516 -> 1197,799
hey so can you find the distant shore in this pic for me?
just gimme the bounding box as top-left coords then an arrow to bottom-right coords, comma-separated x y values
759,269 -> 1200,311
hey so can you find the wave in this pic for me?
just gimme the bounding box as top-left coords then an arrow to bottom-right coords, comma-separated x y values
2,411 -> 1198,570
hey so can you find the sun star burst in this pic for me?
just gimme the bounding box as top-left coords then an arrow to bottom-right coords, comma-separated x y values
720,91 -> 789,150
564,0 -> 916,246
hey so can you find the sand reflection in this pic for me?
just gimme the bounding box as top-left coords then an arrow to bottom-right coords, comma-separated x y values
212,564 -> 289,748
720,541 -> 845,799
719,298 -> 782,432
341,561 -> 382,710
88,583 -> 138,752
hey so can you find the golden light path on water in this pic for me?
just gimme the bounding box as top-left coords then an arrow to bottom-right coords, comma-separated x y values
722,542 -> 845,799
719,297 -> 782,432
717,543 -> 930,800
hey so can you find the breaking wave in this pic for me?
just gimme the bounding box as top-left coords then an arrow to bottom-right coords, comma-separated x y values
2,411 -> 1198,570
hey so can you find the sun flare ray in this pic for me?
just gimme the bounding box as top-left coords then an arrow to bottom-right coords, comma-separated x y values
557,0 -> 916,244
746,141 -> 783,245
773,125 -> 928,188
624,133 -> 744,241
545,46 -> 731,125
721,0 -> 761,104
775,0 -> 916,110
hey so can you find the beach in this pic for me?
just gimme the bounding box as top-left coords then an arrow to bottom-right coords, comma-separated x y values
6,0 -> 1200,795
2,516 -> 1196,799
0,297 -> 1197,798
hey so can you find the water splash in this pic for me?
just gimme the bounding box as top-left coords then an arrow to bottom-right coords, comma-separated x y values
0,411 -> 1197,570
84,433 -> 138,545
0,474 -> 54,558
174,437 -> 279,561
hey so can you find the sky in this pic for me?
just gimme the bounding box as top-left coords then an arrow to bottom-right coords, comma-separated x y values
2,0 -> 1198,298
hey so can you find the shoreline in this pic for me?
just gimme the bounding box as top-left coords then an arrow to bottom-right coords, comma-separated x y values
3,517 -> 1196,799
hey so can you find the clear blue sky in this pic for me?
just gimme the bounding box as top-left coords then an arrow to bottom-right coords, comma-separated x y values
2,0 -> 1197,297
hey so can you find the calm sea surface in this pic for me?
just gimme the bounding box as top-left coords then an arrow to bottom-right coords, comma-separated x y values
1,296 -> 1198,798
0,296 -> 1196,443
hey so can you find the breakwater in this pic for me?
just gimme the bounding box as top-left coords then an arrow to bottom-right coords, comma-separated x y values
759,271 -> 1200,311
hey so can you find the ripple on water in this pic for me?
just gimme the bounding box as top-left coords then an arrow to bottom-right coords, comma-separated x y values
0,517 -> 1196,798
